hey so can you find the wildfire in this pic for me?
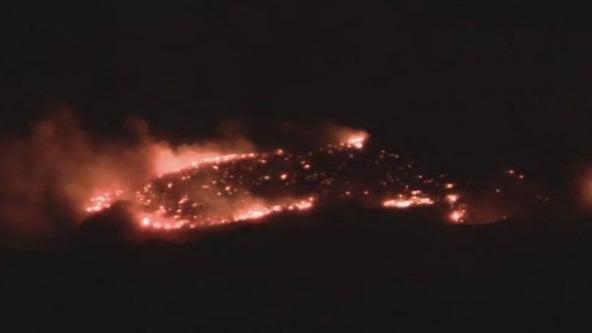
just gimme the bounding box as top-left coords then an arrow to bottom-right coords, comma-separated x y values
5,110 -> 545,248
82,127 -> 530,230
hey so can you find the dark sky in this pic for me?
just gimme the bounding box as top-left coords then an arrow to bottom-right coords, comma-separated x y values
1,1 -> 590,180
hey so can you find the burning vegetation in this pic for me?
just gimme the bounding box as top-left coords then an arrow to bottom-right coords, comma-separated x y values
0,110 -> 546,246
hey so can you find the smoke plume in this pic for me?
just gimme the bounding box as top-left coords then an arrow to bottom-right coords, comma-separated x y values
0,107 -> 255,247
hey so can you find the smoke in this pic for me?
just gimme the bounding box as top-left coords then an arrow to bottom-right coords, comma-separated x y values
272,121 -> 369,148
323,122 -> 369,147
452,170 -> 550,224
0,108 -> 255,247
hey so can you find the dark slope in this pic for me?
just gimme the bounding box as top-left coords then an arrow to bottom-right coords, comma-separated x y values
2,206 -> 591,331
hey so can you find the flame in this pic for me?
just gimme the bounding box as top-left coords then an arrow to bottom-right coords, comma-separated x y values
328,123 -> 370,150
445,194 -> 460,204
449,208 -> 467,223
345,135 -> 367,149
232,197 -> 315,223
151,146 -> 258,176
382,193 -> 435,208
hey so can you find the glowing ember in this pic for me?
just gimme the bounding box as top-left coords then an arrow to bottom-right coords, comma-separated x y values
445,194 -> 460,204
141,217 -> 150,226
449,208 -> 467,223
334,127 -> 369,150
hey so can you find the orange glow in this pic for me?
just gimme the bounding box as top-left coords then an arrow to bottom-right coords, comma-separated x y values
345,136 -> 367,149
135,197 -> 316,230
383,193 -> 435,209
232,197 -> 315,222
85,189 -> 124,213
449,208 -> 467,223
331,125 -> 369,150
445,194 -> 459,204
151,142 -> 257,176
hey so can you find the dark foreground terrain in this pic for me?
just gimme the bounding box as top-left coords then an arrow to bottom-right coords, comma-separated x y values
2,206 -> 592,331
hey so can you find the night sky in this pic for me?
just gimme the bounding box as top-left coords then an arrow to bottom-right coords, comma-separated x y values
2,2 -> 591,182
